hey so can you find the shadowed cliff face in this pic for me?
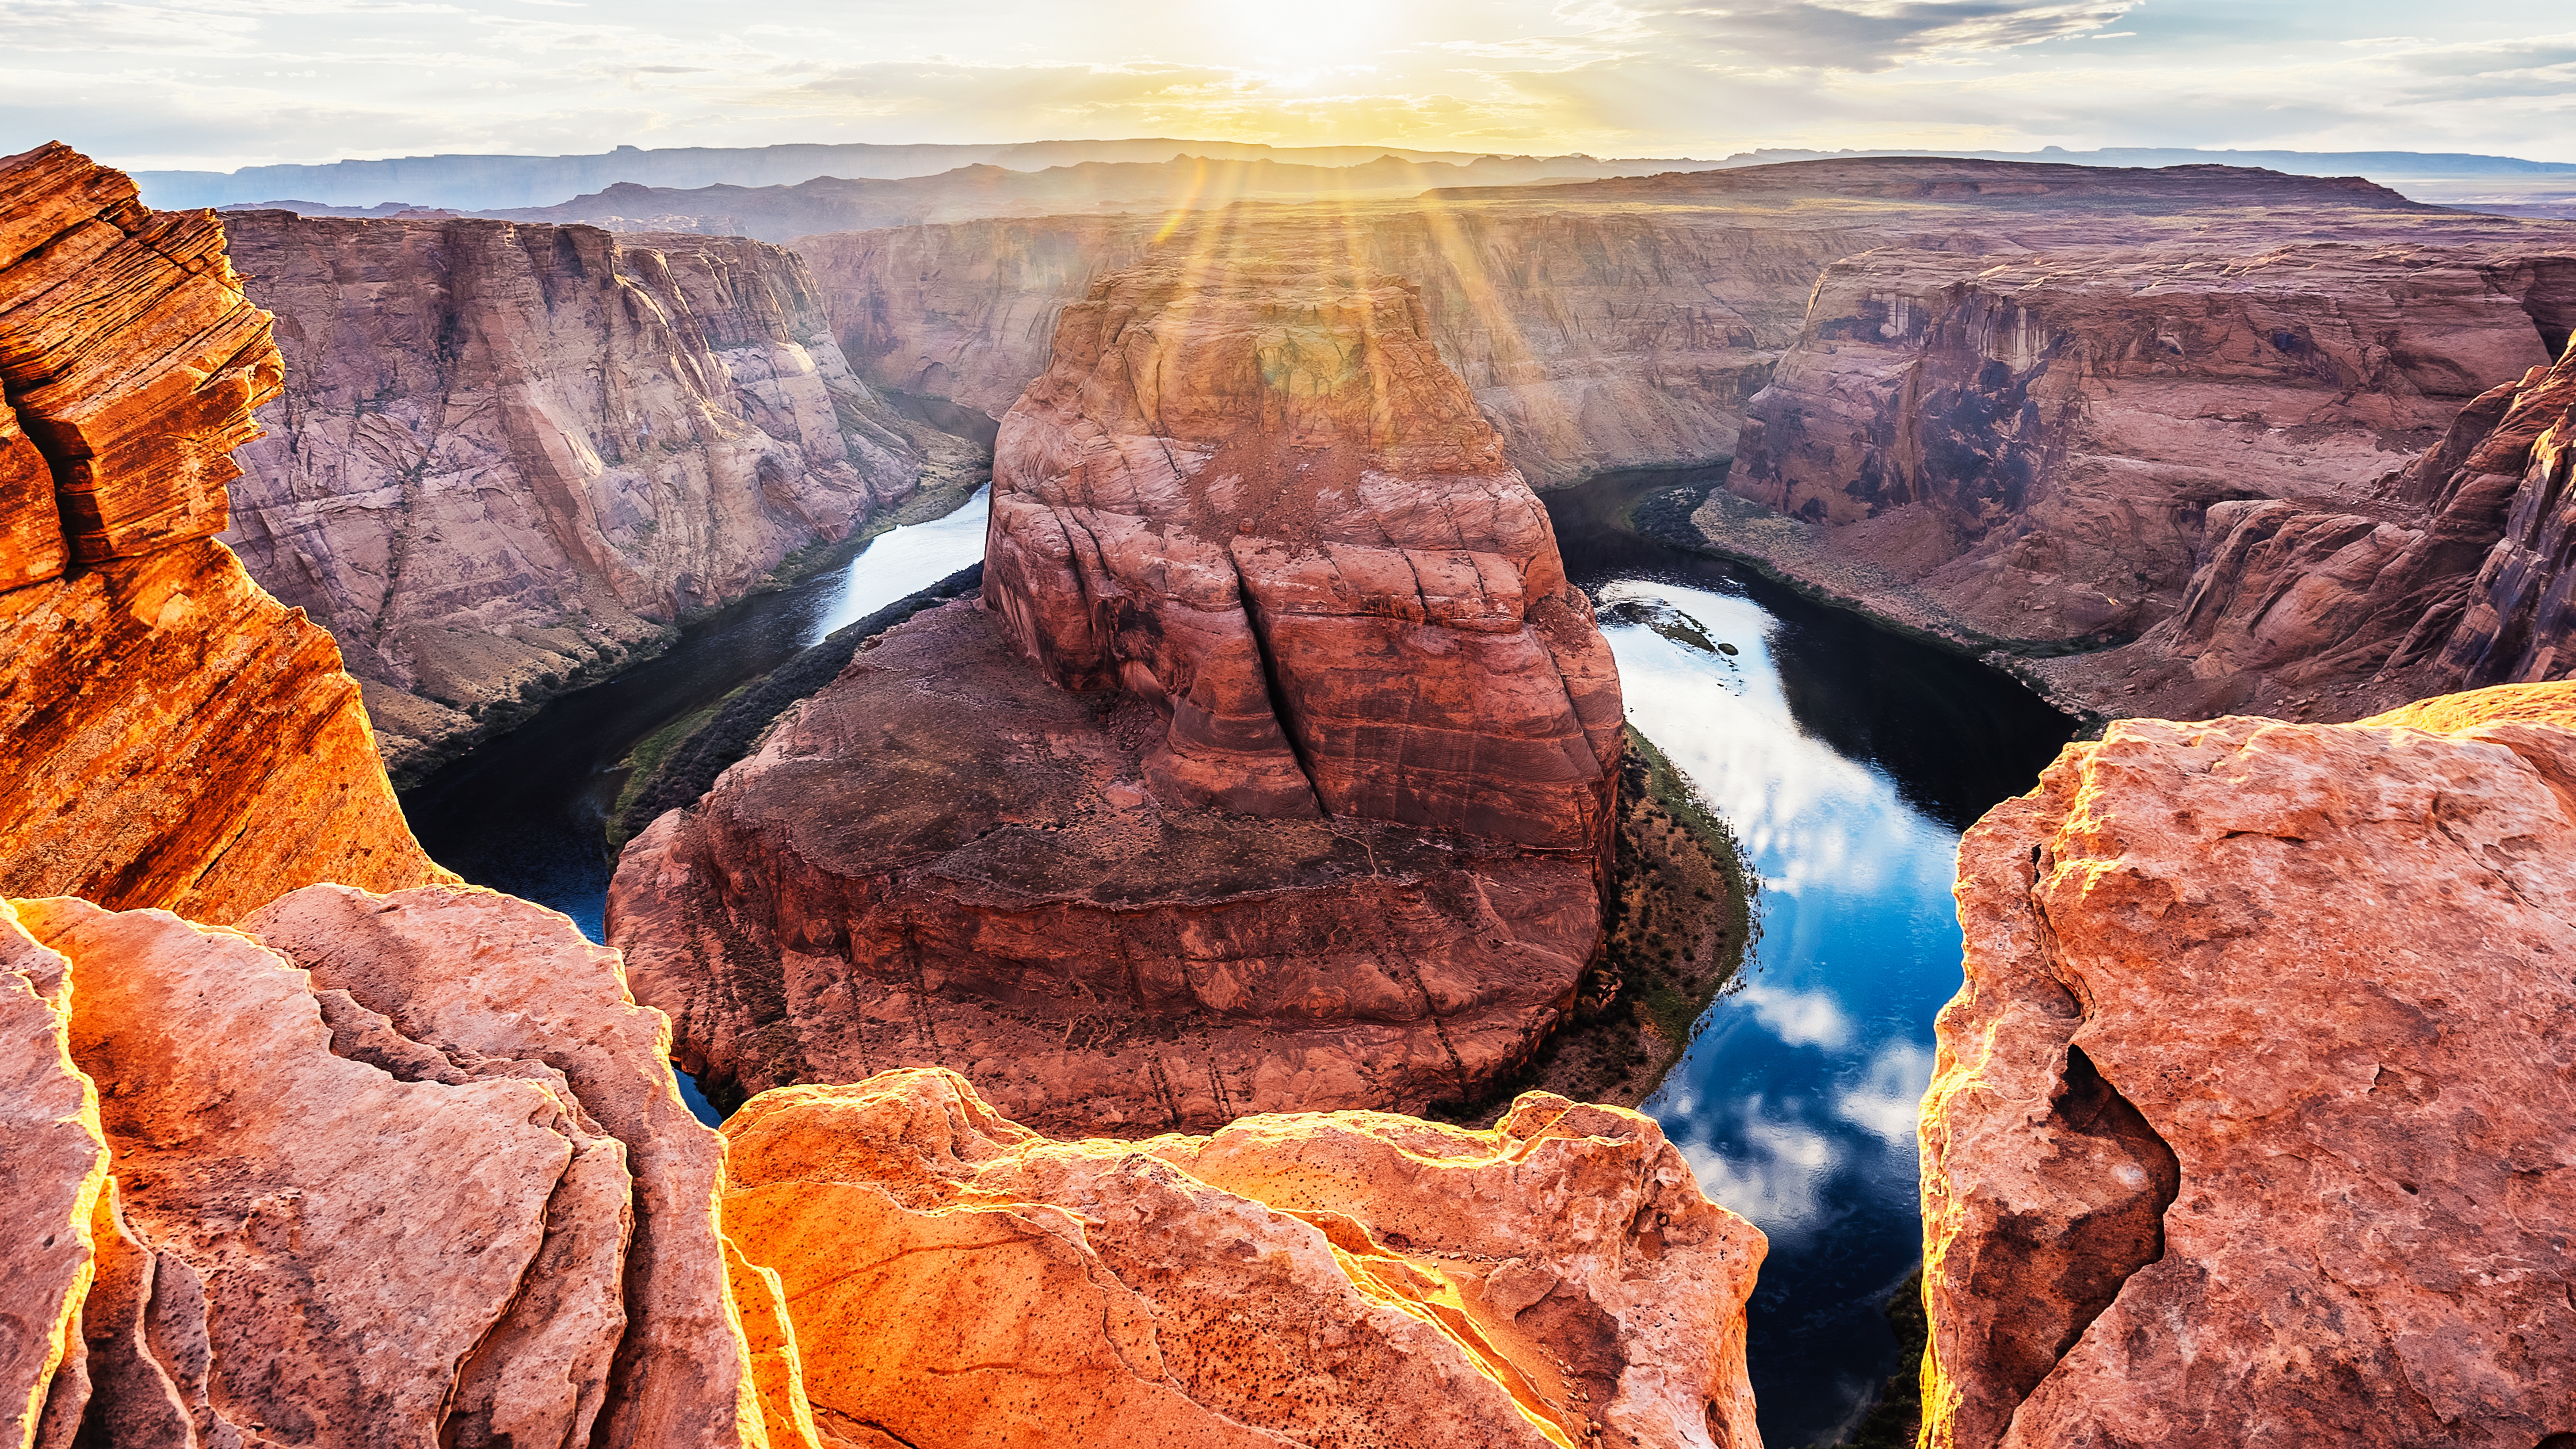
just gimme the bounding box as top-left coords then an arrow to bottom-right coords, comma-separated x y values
217,211 -> 973,781
0,143 -> 446,922
608,261 -> 1623,1133
1922,682 -> 2576,1449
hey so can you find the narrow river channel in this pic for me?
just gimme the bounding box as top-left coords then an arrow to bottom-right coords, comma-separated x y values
400,467 -> 2073,1447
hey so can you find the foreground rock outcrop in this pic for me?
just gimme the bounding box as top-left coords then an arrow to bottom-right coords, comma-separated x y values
611,261 -> 1621,1132
722,1066 -> 1764,1449
217,211 -> 978,781
1921,682 -> 2576,1447
0,142 -> 444,922
3,886 -> 1764,1449
5,884 -> 809,1449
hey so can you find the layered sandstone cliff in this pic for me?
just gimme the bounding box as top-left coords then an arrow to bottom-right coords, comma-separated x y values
1700,230 -> 2576,721
722,1067 -> 1764,1449
609,261 -> 1623,1132
1919,683 -> 2576,1448
796,160 -> 2554,494
0,143 -> 444,922
218,212 -> 978,781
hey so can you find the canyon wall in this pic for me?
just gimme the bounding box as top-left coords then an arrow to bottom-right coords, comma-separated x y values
796,160 -> 2526,495
1706,228 -> 2576,721
608,260 -> 1624,1133
219,212 -> 976,782
1921,682 -> 2576,1448
0,143 -> 444,922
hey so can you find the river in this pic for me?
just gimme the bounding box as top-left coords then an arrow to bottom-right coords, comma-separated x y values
399,468 -> 2072,1447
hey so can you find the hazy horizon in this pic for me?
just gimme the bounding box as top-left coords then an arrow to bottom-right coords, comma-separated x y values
6,1 -> 2570,174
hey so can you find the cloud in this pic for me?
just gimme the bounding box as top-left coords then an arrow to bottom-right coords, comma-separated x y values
1609,0 -> 2139,72
1677,1097 -> 1844,1231
1836,1039 -> 1936,1145
1736,982 -> 1852,1050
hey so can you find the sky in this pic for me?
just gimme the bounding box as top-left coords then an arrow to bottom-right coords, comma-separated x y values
5,0 -> 2572,172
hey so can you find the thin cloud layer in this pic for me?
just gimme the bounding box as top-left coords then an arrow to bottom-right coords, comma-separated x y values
0,0 -> 2567,170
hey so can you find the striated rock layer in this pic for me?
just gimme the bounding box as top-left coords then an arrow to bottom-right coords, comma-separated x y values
217,211 -> 978,781
797,159 -> 2559,493
612,261 -> 1622,1132
722,1066 -> 1765,1449
1700,230 -> 2575,722
0,142 -> 444,923
985,260 -> 1623,844
1920,682 -> 2576,1448
6,884 -> 810,1449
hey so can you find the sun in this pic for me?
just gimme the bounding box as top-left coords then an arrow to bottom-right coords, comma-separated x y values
1215,0 -> 1392,68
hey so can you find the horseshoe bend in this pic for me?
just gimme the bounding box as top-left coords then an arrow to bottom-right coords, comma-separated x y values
606,257 -> 1628,1134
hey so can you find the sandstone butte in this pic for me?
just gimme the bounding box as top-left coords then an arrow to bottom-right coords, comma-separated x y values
609,258 -> 1625,1134
0,882 -> 1766,1449
1920,679 -> 2576,1448
217,211 -> 978,782
0,142 -> 445,922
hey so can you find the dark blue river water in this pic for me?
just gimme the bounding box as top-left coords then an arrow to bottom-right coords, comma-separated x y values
1550,469 -> 2074,1447
403,467 -> 2071,1447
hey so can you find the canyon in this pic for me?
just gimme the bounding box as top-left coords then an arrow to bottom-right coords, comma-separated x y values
217,209 -> 977,782
608,257 -> 1624,1133
0,147 -> 1762,1449
6,133 -> 2576,1449
789,158 -> 2576,722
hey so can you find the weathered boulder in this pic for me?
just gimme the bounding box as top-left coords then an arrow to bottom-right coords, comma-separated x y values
242,883 -> 795,1449
217,211 -> 976,779
983,259 -> 1623,845
5,884 -> 813,1449
0,142 -> 445,924
611,260 -> 1624,1131
1921,683 -> 2576,1448
720,1066 -> 1765,1449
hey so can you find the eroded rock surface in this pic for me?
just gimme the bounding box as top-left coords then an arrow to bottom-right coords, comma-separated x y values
1921,683 -> 2576,1448
722,1066 -> 1765,1449
217,211 -> 978,779
612,261 -> 1623,1131
6,884 -> 807,1449
0,142 -> 444,923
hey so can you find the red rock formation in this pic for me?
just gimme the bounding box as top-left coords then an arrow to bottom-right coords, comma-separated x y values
0,901 -> 104,1449
985,259 -> 1623,844
7,884 -> 810,1449
216,211 -> 975,780
721,1066 -> 1765,1449
0,142 -> 445,923
611,598 -> 1601,1134
1921,683 -> 2576,1448
610,261 -> 1623,1131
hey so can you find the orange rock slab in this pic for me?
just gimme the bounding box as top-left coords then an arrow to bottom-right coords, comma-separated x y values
1921,691 -> 2576,1448
0,143 -> 281,563
0,538 -> 447,923
721,1068 -> 1764,1449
